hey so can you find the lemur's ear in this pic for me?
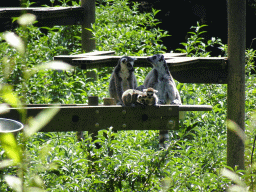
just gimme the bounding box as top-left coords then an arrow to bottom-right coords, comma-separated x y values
143,89 -> 147,92
159,54 -> 164,62
120,57 -> 127,64
154,90 -> 158,93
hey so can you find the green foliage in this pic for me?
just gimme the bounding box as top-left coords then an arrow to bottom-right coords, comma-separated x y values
1,0 -> 256,191
176,22 -> 223,57
91,0 -> 169,56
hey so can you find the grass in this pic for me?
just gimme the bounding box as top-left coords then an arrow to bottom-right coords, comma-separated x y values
0,0 -> 256,191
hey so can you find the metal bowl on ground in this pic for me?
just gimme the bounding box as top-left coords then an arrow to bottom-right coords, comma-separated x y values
0,118 -> 24,133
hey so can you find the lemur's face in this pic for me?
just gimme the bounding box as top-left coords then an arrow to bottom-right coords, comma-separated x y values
120,56 -> 137,71
146,91 -> 154,98
147,54 -> 165,67
143,88 -> 158,98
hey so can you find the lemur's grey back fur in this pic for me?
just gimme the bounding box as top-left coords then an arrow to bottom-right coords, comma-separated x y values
144,54 -> 182,148
109,56 -> 137,105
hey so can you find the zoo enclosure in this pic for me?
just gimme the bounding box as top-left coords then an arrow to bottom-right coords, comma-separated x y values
0,0 -> 246,169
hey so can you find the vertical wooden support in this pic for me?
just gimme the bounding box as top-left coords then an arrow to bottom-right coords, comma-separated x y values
103,98 -> 116,156
227,0 -> 246,169
88,96 -> 99,142
81,0 -> 96,52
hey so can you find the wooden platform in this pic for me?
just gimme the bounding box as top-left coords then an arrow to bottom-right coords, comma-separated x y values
54,51 -> 228,84
1,104 -> 212,132
0,7 -> 85,26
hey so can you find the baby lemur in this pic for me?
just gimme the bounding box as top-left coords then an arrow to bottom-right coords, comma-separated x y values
109,56 -> 137,105
137,88 -> 159,106
122,89 -> 142,107
144,54 -> 182,148
122,87 -> 158,107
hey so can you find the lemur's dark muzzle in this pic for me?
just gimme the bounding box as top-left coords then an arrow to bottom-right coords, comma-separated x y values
127,63 -> 133,70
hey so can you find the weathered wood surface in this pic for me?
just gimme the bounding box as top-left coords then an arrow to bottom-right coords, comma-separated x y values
54,51 -> 227,83
0,7 -> 85,26
0,104 -> 212,132
227,0 -> 246,169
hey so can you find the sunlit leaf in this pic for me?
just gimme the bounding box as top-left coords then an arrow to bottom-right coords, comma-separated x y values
0,133 -> 21,163
228,185 -> 248,192
0,159 -> 15,169
26,187 -> 47,192
24,61 -> 73,80
4,175 -> 22,192
1,85 -> 24,114
227,120 -> 246,143
18,13 -> 36,26
24,105 -> 60,138
3,32 -> 25,55
220,168 -> 246,188
29,175 -> 45,189
0,103 -> 10,115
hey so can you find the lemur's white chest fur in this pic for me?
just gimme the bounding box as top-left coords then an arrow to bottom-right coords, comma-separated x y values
119,64 -> 130,79
156,65 -> 169,80
119,63 -> 130,90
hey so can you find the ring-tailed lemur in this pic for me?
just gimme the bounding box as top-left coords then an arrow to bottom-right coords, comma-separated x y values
137,87 -> 159,106
122,89 -> 143,107
144,54 -> 181,105
144,54 -> 182,148
109,56 -> 137,105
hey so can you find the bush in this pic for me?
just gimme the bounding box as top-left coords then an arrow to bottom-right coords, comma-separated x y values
91,0 -> 169,56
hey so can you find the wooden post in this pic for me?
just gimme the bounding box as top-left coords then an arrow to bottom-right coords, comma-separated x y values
87,96 -> 99,142
227,0 -> 246,169
81,0 -> 96,52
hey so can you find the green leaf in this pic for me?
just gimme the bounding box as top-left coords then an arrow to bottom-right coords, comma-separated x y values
0,133 -> 21,163
1,85 -> 24,115
24,105 -> 60,138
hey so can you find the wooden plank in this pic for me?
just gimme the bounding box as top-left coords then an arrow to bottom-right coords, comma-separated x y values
0,104 -> 212,132
54,54 -> 228,83
54,51 -> 116,63
56,55 -> 226,69
163,53 -> 187,57
1,105 -> 179,131
0,7 -> 83,18
179,105 -> 212,111
167,57 -> 227,68
0,7 -> 85,26
167,57 -> 228,84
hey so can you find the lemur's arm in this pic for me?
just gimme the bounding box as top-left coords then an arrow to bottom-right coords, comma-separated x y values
114,71 -> 123,103
147,69 -> 159,88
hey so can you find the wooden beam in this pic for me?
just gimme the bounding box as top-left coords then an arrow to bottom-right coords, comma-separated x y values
54,53 -> 228,83
227,0 -> 246,169
0,105 -> 212,132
